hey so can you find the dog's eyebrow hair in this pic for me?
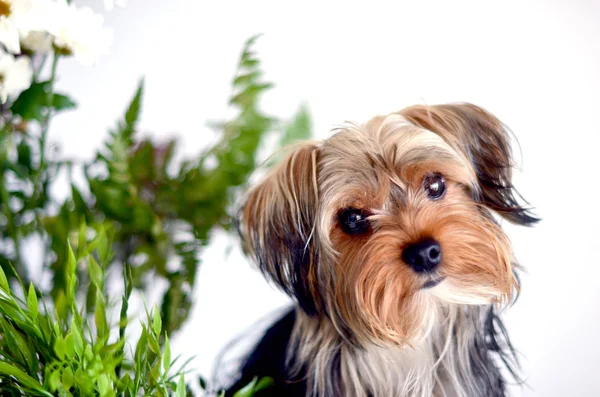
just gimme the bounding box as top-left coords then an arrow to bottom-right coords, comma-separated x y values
388,182 -> 406,208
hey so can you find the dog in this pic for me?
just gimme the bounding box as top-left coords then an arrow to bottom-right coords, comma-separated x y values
225,103 -> 538,397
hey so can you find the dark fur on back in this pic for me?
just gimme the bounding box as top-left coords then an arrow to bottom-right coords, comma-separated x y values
465,306 -> 521,397
224,309 -> 306,397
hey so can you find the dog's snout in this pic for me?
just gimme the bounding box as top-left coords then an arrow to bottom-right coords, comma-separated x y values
402,238 -> 442,273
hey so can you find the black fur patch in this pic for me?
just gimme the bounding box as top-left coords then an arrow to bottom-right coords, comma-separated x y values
466,305 -> 521,397
224,309 -> 306,397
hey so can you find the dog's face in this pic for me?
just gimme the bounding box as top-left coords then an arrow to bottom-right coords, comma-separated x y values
240,104 -> 537,346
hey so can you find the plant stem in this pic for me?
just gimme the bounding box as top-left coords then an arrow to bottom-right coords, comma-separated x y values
0,118 -> 25,283
39,54 -> 60,170
32,55 -> 48,83
116,262 -> 132,377
30,53 -> 59,275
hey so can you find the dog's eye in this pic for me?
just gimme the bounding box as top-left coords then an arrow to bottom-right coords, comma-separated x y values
423,173 -> 446,200
338,208 -> 370,235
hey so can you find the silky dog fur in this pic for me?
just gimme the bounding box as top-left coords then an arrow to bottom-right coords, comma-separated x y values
225,103 -> 538,397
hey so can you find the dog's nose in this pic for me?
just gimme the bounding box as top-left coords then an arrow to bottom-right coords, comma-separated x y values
402,238 -> 442,273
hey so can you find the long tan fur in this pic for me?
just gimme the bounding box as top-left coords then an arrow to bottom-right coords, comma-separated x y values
238,103 -> 531,396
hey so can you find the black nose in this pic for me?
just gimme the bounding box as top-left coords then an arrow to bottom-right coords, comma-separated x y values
402,238 -> 442,273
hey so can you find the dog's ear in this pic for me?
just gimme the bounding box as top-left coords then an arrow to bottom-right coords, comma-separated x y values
401,103 -> 539,225
238,142 -> 321,315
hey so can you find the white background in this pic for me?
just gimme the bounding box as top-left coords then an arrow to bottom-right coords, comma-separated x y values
48,0 -> 600,396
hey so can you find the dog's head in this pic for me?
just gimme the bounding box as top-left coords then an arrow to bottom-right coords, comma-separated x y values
239,103 -> 538,346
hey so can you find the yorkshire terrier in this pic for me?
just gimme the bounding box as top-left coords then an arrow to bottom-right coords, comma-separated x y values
225,103 -> 538,397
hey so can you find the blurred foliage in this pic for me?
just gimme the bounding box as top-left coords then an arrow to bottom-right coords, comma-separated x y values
0,227 -> 185,396
0,225 -> 272,396
279,104 -> 312,148
0,35 -> 312,395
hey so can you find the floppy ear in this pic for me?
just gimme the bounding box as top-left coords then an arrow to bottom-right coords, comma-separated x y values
238,143 -> 321,315
401,103 -> 539,225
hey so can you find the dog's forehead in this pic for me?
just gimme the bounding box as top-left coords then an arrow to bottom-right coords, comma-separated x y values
313,114 -> 478,214
319,114 -> 469,179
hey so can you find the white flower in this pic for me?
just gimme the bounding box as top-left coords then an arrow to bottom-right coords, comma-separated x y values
0,0 -> 34,54
0,0 -> 52,54
46,0 -> 113,66
0,1 -> 113,65
21,30 -> 51,53
0,51 -> 32,102
103,0 -> 125,11
0,15 -> 20,53
11,0 -> 50,32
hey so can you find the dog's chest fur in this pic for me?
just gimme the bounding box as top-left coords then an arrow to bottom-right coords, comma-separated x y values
294,304 -> 508,397
226,304 -> 514,397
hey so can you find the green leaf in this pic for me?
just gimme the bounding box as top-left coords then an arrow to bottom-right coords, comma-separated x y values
52,93 -> 77,112
118,263 -> 132,346
65,242 -> 77,306
279,104 -> 312,147
83,344 -> 94,366
0,316 -> 27,366
11,82 -> 48,121
71,185 -> 91,222
61,367 -> 74,390
176,374 -> 185,397
240,58 -> 259,69
233,377 -> 257,397
96,227 -> 111,266
54,337 -> 66,360
77,222 -> 87,257
0,315 -> 38,374
244,34 -> 261,47
116,374 -> 131,393
0,361 -> 53,396
74,368 -> 91,394
4,159 -> 29,179
230,83 -> 273,106
88,255 -> 103,288
163,334 -> 171,374
0,266 -> 9,293
125,79 -> 144,125
97,373 -> 110,396
152,305 -> 162,336
64,332 -> 76,359
255,377 -> 275,392
233,71 -> 262,87
123,78 -> 144,142
95,289 -> 107,339
48,368 -> 61,391
230,377 -> 274,397
27,283 -> 38,319
134,327 -> 148,364
147,332 -> 160,354
16,140 -> 32,172
54,292 -> 68,325
11,82 -> 77,121
70,322 -> 84,356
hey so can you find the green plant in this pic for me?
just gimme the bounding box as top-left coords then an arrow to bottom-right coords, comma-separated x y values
0,226 -> 183,396
2,34 -> 312,331
0,224 -> 276,396
0,28 -> 313,396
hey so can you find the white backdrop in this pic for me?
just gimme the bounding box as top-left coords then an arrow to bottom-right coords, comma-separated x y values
49,0 -> 600,396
